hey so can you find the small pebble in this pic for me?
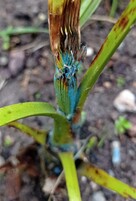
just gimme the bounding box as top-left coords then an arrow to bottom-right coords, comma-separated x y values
108,169 -> 114,177
118,41 -> 125,51
91,191 -> 106,201
0,156 -> 5,167
113,89 -> 136,112
0,56 -> 8,66
38,13 -> 46,21
103,81 -> 112,89
86,47 -> 94,57
42,177 -> 56,194
9,50 -> 25,76
0,76 -> 6,90
81,176 -> 87,184
90,181 -> 99,191
9,156 -> 19,166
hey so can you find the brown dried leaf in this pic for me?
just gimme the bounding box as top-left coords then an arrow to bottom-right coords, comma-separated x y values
48,0 -> 81,58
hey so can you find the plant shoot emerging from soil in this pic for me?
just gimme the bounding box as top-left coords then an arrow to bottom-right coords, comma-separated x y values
0,0 -> 136,200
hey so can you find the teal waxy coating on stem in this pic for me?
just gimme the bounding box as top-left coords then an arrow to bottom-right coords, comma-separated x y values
54,51 -> 81,117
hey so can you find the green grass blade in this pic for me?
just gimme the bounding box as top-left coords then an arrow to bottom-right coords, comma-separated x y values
77,0 -> 136,112
8,121 -> 48,145
59,152 -> 82,201
110,0 -> 118,17
80,0 -> 102,27
0,102 -> 56,125
0,26 -> 48,37
0,102 -> 72,145
0,26 -> 49,50
78,162 -> 136,199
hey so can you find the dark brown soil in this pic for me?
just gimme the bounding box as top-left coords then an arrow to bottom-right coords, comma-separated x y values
0,0 -> 136,201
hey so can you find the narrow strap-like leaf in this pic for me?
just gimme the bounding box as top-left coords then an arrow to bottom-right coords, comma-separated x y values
78,161 -> 136,199
59,152 -> 82,201
0,26 -> 48,36
76,0 -> 136,113
80,0 -> 102,27
110,0 -> 118,17
8,121 -> 48,145
0,102 -> 72,145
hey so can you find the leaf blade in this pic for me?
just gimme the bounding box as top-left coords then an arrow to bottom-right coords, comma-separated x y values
59,152 -> 82,201
78,162 -> 136,199
0,102 -> 56,125
80,0 -> 102,27
77,0 -> 136,112
0,102 -> 73,145
8,121 -> 48,145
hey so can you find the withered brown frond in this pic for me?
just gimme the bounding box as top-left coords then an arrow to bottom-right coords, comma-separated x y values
48,0 -> 81,59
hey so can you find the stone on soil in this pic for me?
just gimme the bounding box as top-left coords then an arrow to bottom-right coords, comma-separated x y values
91,191 -> 106,201
114,89 -> 136,112
9,51 -> 25,76
0,155 -> 5,167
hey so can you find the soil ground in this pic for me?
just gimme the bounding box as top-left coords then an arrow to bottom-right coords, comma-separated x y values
0,0 -> 136,201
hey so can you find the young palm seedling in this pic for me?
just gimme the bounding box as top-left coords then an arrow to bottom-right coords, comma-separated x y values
0,0 -> 136,200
